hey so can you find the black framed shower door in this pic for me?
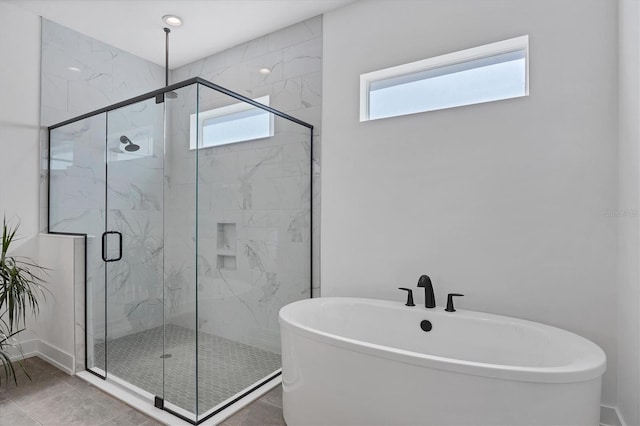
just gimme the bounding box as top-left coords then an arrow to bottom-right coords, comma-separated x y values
47,77 -> 314,425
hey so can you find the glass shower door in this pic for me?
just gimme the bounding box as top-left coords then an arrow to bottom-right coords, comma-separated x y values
103,98 -> 166,399
49,78 -> 312,424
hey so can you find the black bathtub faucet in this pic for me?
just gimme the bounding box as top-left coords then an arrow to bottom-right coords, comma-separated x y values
417,275 -> 436,308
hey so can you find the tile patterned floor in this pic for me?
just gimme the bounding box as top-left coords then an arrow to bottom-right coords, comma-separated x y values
0,357 -> 161,426
0,356 -> 286,426
94,325 -> 281,415
220,386 -> 286,426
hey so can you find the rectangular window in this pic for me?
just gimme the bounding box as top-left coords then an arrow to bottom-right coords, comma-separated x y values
190,95 -> 274,149
360,35 -> 529,121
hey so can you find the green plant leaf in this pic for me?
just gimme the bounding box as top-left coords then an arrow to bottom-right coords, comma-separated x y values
0,216 -> 48,387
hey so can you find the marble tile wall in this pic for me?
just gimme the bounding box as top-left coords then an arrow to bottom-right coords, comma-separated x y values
102,100 -> 166,342
41,19 -> 166,370
171,15 -> 322,297
49,102 -> 167,361
42,15 -> 322,369
40,19 -> 165,226
167,16 -> 322,353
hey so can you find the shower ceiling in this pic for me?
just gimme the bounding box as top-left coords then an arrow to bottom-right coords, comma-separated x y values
9,0 -> 354,68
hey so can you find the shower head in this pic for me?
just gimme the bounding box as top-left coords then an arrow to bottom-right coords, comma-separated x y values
120,135 -> 140,152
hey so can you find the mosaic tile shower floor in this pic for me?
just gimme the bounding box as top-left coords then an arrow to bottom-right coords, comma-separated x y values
94,324 -> 281,415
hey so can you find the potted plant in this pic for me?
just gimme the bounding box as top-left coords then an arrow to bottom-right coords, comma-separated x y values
0,218 -> 48,385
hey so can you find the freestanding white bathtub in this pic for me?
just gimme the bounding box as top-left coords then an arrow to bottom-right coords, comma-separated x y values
279,297 -> 606,426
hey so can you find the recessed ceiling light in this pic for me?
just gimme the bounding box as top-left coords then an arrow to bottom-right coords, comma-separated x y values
162,15 -> 183,27
68,67 -> 81,72
259,68 -> 271,75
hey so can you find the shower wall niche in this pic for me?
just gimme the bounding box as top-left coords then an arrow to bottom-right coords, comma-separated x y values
48,78 -> 312,423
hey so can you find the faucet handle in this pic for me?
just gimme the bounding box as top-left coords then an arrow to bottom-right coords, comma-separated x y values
398,288 -> 415,306
445,293 -> 464,312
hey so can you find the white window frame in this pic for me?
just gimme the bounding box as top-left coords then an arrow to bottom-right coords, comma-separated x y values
359,35 -> 529,121
189,95 -> 274,149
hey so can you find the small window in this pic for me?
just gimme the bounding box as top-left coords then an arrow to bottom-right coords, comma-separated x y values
50,141 -> 74,170
190,95 -> 274,149
360,35 -> 529,121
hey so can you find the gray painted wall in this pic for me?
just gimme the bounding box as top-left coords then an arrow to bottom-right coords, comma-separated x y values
321,0 -> 619,406
617,0 -> 640,424
0,2 -> 41,239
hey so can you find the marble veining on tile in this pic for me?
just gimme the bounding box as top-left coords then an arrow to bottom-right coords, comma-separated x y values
42,14 -> 320,417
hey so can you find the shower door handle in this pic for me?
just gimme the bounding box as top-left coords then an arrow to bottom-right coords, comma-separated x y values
101,231 -> 123,262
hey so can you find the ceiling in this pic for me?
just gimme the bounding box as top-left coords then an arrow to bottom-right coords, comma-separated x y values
9,0 -> 354,68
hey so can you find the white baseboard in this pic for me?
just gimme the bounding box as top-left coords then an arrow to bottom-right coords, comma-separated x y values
601,405 -> 625,426
37,340 -> 74,374
7,339 -> 38,361
7,339 -> 74,375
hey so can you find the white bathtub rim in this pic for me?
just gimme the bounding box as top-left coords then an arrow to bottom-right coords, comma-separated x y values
279,297 -> 606,384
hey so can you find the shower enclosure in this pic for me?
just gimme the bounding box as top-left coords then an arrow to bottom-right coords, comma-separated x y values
47,77 -> 312,424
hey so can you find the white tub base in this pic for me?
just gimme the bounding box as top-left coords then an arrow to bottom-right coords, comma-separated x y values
280,298 -> 605,426
282,331 -> 601,426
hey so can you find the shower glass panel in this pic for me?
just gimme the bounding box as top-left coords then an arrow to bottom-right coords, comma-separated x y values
104,97 -> 166,400
49,113 -> 107,375
162,84 -> 199,418
195,85 -> 312,419
48,78 -> 312,425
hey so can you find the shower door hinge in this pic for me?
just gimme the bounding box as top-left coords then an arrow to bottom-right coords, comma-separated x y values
154,396 -> 164,409
155,93 -> 165,104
